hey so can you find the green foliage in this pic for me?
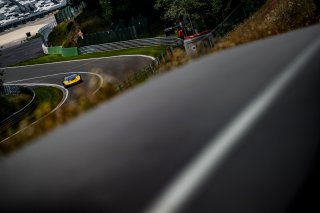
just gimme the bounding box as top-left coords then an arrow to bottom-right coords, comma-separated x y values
69,0 -> 99,7
241,0 -> 266,14
211,0 -> 223,21
0,94 -> 32,121
48,22 -> 70,47
155,0 -> 227,30
0,87 -> 63,149
0,96 -> 14,120
214,0 -> 318,51
34,87 -> 63,109
67,21 -> 74,31
75,9 -> 109,34
99,0 -> 113,22
154,0 -> 267,30
97,0 -> 158,23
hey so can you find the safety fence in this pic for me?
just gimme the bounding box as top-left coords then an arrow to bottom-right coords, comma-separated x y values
55,2 -> 86,24
79,37 -> 183,54
79,16 -> 148,47
0,86 -> 36,133
79,27 -> 138,47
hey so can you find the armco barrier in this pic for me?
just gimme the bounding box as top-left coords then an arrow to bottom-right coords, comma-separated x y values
38,21 -> 58,46
116,47 -> 173,91
79,37 -> 183,54
0,86 -> 36,134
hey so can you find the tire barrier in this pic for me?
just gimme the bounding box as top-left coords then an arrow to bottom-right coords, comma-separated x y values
0,86 -> 36,134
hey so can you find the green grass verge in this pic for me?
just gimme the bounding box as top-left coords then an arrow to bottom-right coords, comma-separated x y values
0,94 -> 32,121
34,86 -> 63,110
13,46 -> 168,67
0,86 -> 63,153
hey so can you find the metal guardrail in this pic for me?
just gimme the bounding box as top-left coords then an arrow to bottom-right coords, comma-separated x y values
78,6 -> 242,56
55,2 -> 86,24
0,86 -> 36,133
79,37 -> 183,54
116,47 -> 174,91
39,2 -> 85,49
38,21 -> 58,46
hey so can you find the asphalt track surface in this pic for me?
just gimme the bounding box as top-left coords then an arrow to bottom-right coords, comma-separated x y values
0,24 -> 319,213
3,55 -> 154,100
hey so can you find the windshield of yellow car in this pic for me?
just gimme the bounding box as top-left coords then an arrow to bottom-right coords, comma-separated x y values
65,74 -> 77,81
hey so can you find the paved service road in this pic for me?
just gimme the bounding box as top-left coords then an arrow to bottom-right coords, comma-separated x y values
0,24 -> 319,213
0,38 -> 44,67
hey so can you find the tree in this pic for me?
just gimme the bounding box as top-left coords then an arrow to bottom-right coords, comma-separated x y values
240,0 -> 266,14
99,0 -> 113,22
211,0 -> 223,22
155,0 -> 224,30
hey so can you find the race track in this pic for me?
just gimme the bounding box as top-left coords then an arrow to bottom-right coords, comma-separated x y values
4,55 -> 154,100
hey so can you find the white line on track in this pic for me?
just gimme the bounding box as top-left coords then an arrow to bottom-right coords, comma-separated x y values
4,54 -> 155,69
0,88 -> 36,124
5,71 -> 104,95
0,83 -> 69,143
1,70 -> 103,142
1,54 -> 150,141
145,34 -> 320,213
76,72 -> 104,95
6,83 -> 69,112
0,70 -> 104,142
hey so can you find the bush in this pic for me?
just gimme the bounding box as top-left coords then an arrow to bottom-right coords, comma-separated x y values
214,0 -> 319,51
48,22 -> 70,46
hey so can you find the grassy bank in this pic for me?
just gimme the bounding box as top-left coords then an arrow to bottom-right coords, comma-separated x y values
214,0 -> 319,51
0,86 -> 63,153
48,21 -> 71,47
0,94 -> 32,121
13,46 -> 167,67
33,86 -> 63,114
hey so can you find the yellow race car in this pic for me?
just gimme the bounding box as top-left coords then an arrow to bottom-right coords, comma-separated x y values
63,74 -> 83,88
